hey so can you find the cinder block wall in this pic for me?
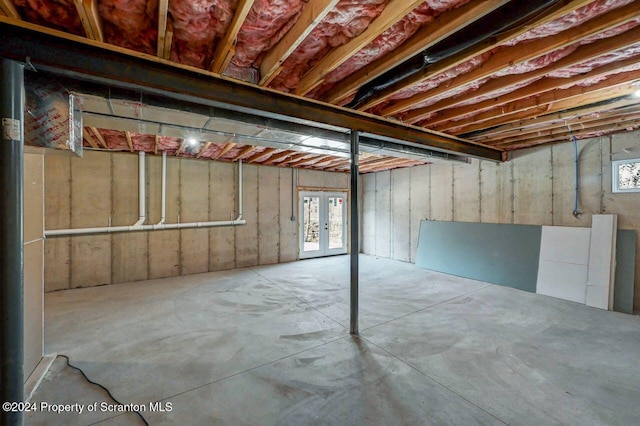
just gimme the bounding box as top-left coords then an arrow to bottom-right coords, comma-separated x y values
362,132 -> 640,312
43,150 -> 348,291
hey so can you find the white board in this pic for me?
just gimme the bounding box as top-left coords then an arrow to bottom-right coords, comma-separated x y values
536,226 -> 591,304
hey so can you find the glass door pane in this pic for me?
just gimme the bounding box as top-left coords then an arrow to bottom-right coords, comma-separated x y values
327,196 -> 344,250
302,196 -> 320,253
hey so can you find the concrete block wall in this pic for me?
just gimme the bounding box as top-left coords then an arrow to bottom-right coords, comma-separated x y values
44,150 -> 348,291
362,132 -> 640,312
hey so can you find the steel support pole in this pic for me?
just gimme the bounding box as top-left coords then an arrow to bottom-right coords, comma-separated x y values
0,58 -> 25,426
350,130 -> 359,335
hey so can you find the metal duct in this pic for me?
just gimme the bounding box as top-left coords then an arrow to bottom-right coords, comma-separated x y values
347,0 -> 562,109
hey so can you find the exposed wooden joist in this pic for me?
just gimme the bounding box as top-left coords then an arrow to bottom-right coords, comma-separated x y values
74,0 -> 104,41
90,127 -> 109,148
232,145 -> 258,161
157,0 -> 172,59
496,106 -> 640,143
384,0 -> 640,117
468,98 -> 640,141
492,110 -> 640,147
175,139 -> 186,156
408,19 -> 640,124
295,0 -> 425,96
452,83 -> 638,136
434,69 -> 640,134
0,0 -> 20,19
361,157 -> 417,172
0,19 -> 501,161
499,118 -> 640,150
323,0 -> 509,104
310,156 -> 343,168
277,152 -> 313,166
423,54 -> 640,128
196,142 -> 212,158
296,155 -> 333,167
211,0 -> 256,74
82,128 -> 99,148
247,147 -> 278,163
263,150 -> 294,164
125,131 -> 134,152
154,134 -> 159,155
260,0 -> 340,86
358,0 -> 600,112
213,141 -> 237,159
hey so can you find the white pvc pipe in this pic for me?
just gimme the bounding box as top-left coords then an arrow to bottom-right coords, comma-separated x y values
132,151 -> 146,227
45,154 -> 246,237
158,151 -> 167,225
237,159 -> 243,219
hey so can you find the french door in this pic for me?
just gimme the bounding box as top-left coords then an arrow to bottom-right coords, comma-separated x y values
299,191 -> 347,259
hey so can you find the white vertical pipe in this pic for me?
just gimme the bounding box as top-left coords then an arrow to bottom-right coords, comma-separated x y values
238,159 -> 243,219
133,151 -> 146,226
158,151 -> 166,225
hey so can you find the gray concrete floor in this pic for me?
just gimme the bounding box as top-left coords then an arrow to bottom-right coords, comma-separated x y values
29,255 -> 640,425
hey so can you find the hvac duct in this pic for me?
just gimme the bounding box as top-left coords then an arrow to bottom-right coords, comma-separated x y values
347,0 -> 561,109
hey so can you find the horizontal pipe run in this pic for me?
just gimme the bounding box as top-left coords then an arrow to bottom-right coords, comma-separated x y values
45,218 -> 247,237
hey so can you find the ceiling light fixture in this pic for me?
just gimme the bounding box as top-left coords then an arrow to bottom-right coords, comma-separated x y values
187,137 -> 198,146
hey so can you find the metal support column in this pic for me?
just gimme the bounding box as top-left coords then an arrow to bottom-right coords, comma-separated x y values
0,58 -> 25,426
350,130 -> 359,335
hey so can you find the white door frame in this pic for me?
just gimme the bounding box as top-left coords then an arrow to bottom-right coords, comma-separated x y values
299,190 -> 347,259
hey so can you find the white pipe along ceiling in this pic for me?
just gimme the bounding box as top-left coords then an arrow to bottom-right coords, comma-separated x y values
44,153 -> 246,237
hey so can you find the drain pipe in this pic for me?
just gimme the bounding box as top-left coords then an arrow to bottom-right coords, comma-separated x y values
45,157 -> 245,237
157,151 -> 167,225
133,151 -> 146,226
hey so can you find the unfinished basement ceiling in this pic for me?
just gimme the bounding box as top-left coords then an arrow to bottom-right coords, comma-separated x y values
3,0 -> 640,160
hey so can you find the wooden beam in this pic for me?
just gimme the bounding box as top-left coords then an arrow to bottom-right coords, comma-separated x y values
277,152 -> 313,166
295,0 -> 424,96
295,155 -> 333,167
359,0 -> 600,112
157,0 -> 172,59
232,145 -> 258,161
175,139 -> 186,156
211,0 -> 255,74
492,110 -> 640,147
323,0 -> 508,104
407,21 -> 640,124
125,131 -> 134,152
263,150 -> 293,165
196,141 -> 212,158
90,127 -> 108,148
469,98 -> 640,142
361,157 -> 417,172
82,128 -> 99,148
0,0 -> 20,19
213,141 -> 237,159
433,68 -> 640,133
452,83 -> 638,135
310,156 -> 343,168
154,134 -> 159,155
500,106 -> 640,142
247,147 -> 278,163
260,0 -> 339,85
74,0 -> 103,41
423,54 -> 640,128
499,118 -> 640,150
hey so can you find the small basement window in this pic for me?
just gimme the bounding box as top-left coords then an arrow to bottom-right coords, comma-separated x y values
612,158 -> 640,193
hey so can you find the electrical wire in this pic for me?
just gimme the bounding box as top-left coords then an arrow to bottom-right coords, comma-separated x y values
58,355 -> 149,425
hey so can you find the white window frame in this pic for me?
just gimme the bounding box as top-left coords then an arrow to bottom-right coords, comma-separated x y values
612,157 -> 640,193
